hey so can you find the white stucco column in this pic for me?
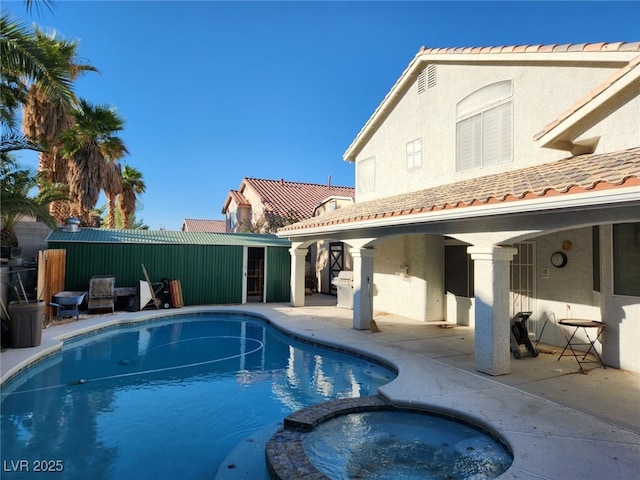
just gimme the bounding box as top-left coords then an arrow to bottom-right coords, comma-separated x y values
468,245 -> 517,376
351,248 -> 375,330
289,245 -> 307,307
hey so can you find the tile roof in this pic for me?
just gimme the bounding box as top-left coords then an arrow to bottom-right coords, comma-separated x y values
280,147 -> 640,233
243,178 -> 355,219
228,190 -> 250,207
181,219 -> 226,233
47,228 -> 291,247
417,42 -> 640,55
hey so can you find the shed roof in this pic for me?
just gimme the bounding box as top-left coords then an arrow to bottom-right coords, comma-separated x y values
47,228 -> 291,247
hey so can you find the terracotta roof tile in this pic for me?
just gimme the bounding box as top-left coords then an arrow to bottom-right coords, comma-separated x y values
229,190 -> 250,207
181,219 -> 227,233
280,148 -> 640,233
421,42 -> 640,56
243,178 -> 355,220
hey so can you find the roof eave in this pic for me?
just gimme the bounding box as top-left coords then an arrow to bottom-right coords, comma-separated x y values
277,184 -> 640,239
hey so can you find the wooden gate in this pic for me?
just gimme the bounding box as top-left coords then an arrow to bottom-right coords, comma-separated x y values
37,249 -> 66,322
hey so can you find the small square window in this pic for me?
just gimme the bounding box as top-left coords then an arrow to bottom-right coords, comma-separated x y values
406,138 -> 422,170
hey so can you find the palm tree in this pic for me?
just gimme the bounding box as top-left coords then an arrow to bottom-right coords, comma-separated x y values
59,99 -> 128,225
0,14 -> 75,156
20,26 -> 97,223
119,165 -> 145,229
0,159 -> 68,250
103,161 -> 122,228
0,14 -> 73,113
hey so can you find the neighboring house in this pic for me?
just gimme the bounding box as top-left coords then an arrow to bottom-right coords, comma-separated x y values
277,42 -> 640,376
181,218 -> 227,233
222,178 -> 355,293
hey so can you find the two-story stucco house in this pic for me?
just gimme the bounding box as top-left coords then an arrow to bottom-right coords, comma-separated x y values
277,42 -> 640,376
223,177 -> 355,296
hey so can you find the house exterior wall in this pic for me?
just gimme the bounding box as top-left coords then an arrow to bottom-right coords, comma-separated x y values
241,186 -> 267,228
439,225 -> 639,372
531,225 -> 640,372
344,57 -> 640,372
225,199 -> 251,233
372,235 -> 444,322
354,62 -> 631,202
599,225 -> 640,371
573,92 -> 640,153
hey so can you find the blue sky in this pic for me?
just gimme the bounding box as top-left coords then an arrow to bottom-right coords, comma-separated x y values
6,1 -> 640,230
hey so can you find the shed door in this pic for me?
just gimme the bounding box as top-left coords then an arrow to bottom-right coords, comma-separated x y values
246,247 -> 264,302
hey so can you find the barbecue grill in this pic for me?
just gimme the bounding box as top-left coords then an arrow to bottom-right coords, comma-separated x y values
331,271 -> 354,309
50,291 -> 87,320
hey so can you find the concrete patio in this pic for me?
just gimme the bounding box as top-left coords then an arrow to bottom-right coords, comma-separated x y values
1,294 -> 639,479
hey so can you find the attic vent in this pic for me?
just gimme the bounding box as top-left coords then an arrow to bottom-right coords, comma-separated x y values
427,63 -> 437,88
417,64 -> 437,94
417,69 -> 426,93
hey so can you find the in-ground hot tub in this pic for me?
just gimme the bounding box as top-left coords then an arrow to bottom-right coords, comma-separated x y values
266,396 -> 513,480
304,410 -> 512,480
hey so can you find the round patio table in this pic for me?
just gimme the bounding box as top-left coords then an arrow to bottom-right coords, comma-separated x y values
557,319 -> 606,371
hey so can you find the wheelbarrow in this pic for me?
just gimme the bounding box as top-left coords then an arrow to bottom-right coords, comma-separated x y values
50,291 -> 87,320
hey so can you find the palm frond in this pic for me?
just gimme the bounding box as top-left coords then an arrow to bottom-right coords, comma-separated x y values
0,129 -> 43,154
0,14 -> 74,102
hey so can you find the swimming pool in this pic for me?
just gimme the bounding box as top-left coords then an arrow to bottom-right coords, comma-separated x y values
0,313 -> 395,479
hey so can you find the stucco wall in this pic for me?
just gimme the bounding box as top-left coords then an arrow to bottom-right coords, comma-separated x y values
574,92 -> 640,153
372,234 -> 444,322
354,62 -> 629,202
533,229 -> 601,347
599,225 -> 640,371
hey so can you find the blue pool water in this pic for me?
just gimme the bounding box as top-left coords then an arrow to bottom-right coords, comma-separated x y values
304,411 -> 513,480
1,313 -> 395,479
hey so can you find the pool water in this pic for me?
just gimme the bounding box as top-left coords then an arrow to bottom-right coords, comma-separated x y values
1,313 -> 395,479
303,411 -> 513,480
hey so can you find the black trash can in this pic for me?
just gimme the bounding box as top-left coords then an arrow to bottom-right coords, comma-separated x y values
7,301 -> 44,348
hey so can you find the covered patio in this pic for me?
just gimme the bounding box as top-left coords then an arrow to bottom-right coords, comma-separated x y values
279,148 -> 640,377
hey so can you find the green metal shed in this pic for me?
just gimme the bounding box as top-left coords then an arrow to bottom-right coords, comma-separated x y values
46,228 -> 292,306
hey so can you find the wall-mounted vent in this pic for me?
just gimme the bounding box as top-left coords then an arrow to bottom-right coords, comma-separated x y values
417,64 -> 437,94
427,63 -> 437,89
417,69 -> 427,94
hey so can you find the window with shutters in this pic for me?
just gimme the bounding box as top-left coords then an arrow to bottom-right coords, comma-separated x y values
455,80 -> 513,172
406,138 -> 422,170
